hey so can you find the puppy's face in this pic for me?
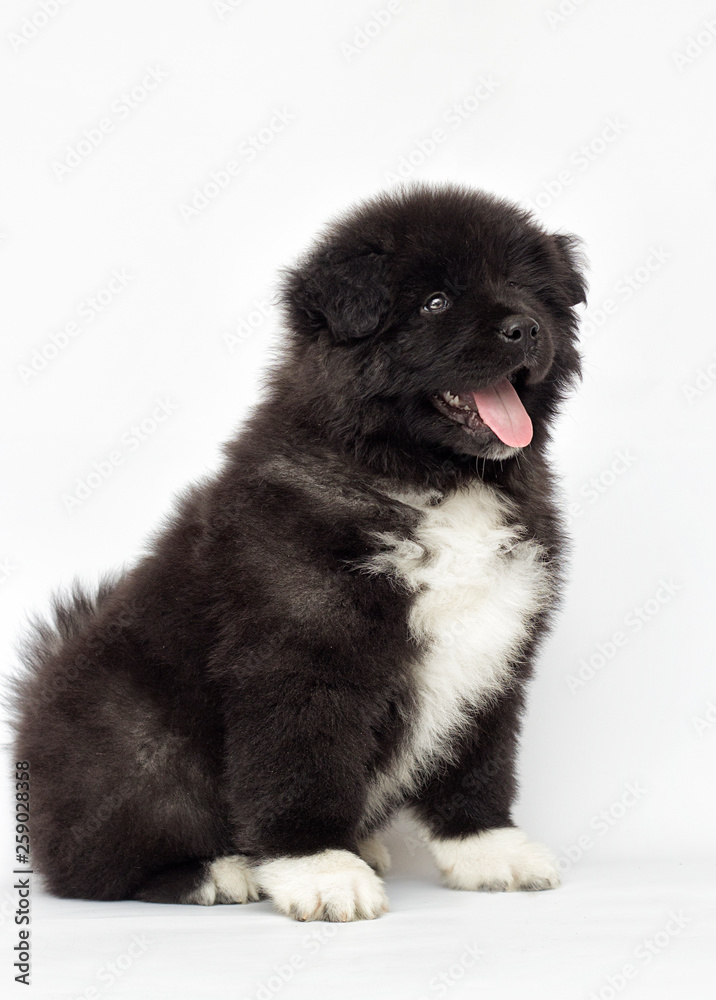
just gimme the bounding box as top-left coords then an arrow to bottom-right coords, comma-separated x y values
283,186 -> 586,464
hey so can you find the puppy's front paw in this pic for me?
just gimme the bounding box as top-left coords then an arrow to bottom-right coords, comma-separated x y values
255,849 -> 389,922
429,827 -> 561,892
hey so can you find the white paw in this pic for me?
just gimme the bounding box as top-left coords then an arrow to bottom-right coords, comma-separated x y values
186,855 -> 260,905
255,849 -> 389,922
429,827 -> 561,892
357,836 -> 392,876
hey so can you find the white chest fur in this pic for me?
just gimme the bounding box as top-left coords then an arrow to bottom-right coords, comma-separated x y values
362,482 -> 551,823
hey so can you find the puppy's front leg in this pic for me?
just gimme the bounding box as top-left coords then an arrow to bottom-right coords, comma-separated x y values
224,672 -> 388,922
410,695 -> 561,893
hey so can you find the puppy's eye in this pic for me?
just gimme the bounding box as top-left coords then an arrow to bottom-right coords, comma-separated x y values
422,292 -> 451,313
506,280 -> 518,287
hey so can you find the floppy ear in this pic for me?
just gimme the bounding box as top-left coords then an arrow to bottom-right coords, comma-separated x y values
287,250 -> 392,340
552,233 -> 588,306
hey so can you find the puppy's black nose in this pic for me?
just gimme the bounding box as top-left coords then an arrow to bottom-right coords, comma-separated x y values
498,315 -> 540,344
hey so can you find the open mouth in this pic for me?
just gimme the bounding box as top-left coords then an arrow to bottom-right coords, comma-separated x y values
432,367 -> 533,448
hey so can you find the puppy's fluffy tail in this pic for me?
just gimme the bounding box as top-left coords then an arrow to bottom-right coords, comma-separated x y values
22,577 -> 118,663
6,577 -> 120,734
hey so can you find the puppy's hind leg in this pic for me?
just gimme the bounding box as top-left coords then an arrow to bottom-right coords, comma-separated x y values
135,856 -> 260,905
222,669 -> 392,922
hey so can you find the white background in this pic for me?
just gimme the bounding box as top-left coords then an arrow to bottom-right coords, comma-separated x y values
1,0 -> 715,997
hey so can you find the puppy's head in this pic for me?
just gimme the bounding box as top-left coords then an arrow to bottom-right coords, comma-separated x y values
280,184 -> 586,470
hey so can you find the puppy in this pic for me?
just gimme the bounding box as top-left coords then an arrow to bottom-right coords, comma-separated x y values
12,184 -> 586,921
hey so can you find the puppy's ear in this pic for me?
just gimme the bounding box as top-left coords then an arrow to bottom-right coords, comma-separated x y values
552,233 -> 588,306
287,250 -> 391,340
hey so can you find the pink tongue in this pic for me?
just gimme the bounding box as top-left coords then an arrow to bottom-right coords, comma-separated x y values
471,378 -> 533,448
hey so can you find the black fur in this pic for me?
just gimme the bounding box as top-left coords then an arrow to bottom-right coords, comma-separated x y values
10,184 -> 585,904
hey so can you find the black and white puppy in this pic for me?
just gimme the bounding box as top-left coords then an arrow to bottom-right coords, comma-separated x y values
12,184 -> 586,921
